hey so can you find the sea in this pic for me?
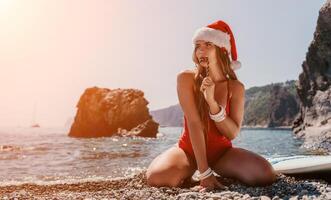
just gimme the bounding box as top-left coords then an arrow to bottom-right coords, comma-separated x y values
0,126 -> 325,186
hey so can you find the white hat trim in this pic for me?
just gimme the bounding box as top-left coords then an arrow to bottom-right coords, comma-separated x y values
230,60 -> 241,70
192,27 -> 231,54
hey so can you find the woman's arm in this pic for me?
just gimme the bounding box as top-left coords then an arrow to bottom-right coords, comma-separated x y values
176,71 -> 209,173
209,81 -> 245,140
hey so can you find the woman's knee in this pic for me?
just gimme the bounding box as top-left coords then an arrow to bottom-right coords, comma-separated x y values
146,166 -> 183,187
145,146 -> 195,187
257,165 -> 278,186
257,160 -> 278,185
240,164 -> 277,186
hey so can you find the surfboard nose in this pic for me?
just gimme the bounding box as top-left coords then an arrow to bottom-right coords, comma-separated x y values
271,155 -> 331,175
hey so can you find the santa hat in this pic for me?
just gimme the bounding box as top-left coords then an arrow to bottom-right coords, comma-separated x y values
192,20 -> 241,70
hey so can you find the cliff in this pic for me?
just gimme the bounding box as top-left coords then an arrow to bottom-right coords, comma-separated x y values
292,0 -> 331,152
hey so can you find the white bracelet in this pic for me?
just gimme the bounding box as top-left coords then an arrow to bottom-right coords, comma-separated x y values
197,168 -> 214,180
197,167 -> 212,178
209,104 -> 225,119
209,104 -> 226,122
192,169 -> 216,182
199,171 -> 213,180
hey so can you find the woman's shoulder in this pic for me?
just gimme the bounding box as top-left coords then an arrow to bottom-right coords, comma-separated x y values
177,68 -> 196,82
229,79 -> 245,97
229,79 -> 244,88
178,68 -> 196,76
177,68 -> 197,91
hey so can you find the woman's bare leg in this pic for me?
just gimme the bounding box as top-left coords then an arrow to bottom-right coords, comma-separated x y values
211,147 -> 278,186
146,144 -> 197,187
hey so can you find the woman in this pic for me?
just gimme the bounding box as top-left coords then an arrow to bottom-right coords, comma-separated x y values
146,20 -> 278,192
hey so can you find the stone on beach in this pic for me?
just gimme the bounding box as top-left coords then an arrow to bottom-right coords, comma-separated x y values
0,170 -> 330,200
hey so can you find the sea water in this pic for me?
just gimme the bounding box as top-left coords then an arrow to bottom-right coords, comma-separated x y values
0,126 -> 320,185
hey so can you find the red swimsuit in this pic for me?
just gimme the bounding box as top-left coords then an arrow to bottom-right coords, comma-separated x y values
177,81 -> 233,166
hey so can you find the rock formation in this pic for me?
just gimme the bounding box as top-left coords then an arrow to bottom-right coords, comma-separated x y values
68,87 -> 159,138
292,0 -> 331,152
244,81 -> 299,128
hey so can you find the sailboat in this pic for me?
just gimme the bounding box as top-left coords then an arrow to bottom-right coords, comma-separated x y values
31,123 -> 40,128
30,101 -> 40,128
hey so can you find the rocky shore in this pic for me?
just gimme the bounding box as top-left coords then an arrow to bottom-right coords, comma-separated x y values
241,126 -> 292,130
292,0 -> 331,153
0,169 -> 330,200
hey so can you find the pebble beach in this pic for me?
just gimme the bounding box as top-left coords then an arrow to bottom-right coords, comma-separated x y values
1,169 -> 330,200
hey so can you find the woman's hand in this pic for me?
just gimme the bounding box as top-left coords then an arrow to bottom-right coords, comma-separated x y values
192,174 -> 228,192
200,75 -> 216,104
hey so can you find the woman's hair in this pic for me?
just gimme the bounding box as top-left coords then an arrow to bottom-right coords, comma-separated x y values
192,45 -> 238,140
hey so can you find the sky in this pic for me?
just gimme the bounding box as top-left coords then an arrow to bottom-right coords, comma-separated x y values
0,0 -> 326,127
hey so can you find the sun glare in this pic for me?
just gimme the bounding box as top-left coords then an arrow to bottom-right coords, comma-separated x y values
0,0 -> 13,13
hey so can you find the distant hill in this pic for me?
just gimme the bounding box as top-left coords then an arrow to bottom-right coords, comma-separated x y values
150,104 -> 183,127
244,80 -> 300,128
150,80 -> 300,128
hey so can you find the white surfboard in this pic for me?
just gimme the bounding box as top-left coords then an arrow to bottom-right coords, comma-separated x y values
269,155 -> 331,174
